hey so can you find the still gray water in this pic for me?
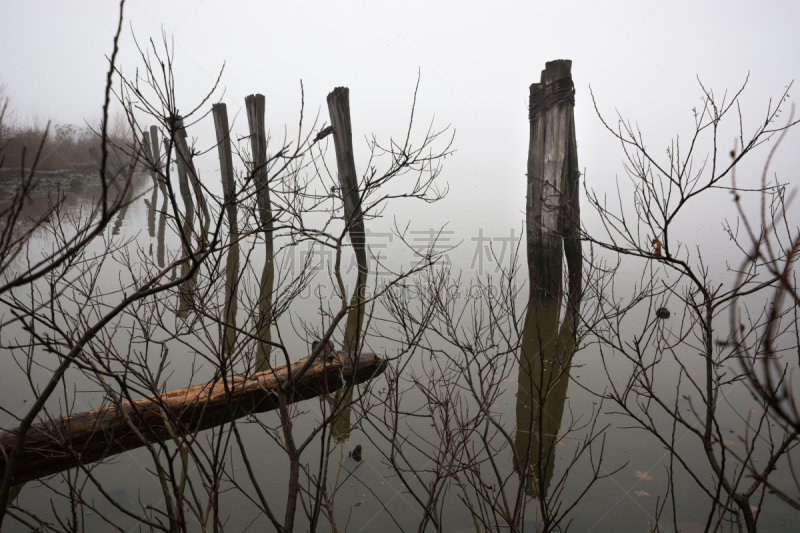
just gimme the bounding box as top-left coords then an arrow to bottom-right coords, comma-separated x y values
0,169 -> 796,533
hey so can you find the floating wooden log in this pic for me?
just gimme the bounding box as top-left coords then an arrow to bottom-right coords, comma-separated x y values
0,352 -> 385,485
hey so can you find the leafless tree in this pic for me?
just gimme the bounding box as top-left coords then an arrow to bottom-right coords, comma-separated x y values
583,77 -> 800,532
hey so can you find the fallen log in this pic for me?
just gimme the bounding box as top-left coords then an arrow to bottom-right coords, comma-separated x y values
1,352 -> 385,485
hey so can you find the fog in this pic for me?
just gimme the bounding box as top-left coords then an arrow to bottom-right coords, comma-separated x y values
1,0 -> 799,257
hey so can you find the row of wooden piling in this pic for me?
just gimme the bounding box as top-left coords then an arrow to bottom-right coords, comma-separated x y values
3,61 -> 581,494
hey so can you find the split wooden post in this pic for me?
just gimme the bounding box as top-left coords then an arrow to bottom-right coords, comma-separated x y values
212,104 -> 238,235
174,117 -> 197,317
211,103 -> 240,360
0,353 -> 386,485
174,117 -> 196,221
525,59 -> 580,307
245,94 -> 274,371
518,60 -> 582,498
326,87 -> 369,440
174,116 -> 210,239
327,87 -> 368,353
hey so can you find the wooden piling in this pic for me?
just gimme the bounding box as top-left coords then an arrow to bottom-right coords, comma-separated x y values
174,116 -> 210,238
0,353 -> 386,485
174,118 -> 196,221
141,129 -> 157,188
212,104 -> 238,235
518,59 -> 582,497
245,94 -> 274,371
149,126 -> 161,177
327,87 -> 368,353
526,60 -> 580,305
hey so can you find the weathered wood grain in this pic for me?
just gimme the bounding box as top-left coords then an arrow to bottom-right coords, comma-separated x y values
212,104 -> 238,235
245,94 -> 274,371
0,352 -> 385,485
327,87 -> 368,352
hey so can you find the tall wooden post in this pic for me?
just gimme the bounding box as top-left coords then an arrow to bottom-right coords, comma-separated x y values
212,104 -> 238,235
174,117 -> 196,222
174,117 -> 197,318
327,87 -> 368,441
327,87 -> 368,354
211,103 -> 240,364
157,191 -> 167,268
526,60 -> 578,304
245,94 -> 274,371
518,60 -> 581,498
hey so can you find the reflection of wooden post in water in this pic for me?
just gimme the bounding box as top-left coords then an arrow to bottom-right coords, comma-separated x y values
516,303 -> 577,498
245,94 -> 275,372
88,146 -> 123,195
147,177 -> 158,238
517,59 -> 581,499
327,87 -> 369,440
212,104 -> 240,363
111,180 -> 134,236
222,242 -> 239,362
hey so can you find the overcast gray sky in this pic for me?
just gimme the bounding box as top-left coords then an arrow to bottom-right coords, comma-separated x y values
2,0 -> 798,253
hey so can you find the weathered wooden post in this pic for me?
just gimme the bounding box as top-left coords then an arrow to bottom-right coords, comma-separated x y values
326,87 -> 368,440
146,184 -> 158,238
517,60 -> 582,499
157,192 -> 167,268
245,94 -> 274,371
174,116 -> 210,239
327,87 -> 368,353
142,129 -> 157,188
212,103 -> 240,361
144,128 -> 158,238
174,117 -> 197,318
526,60 -> 579,306
174,118 -> 196,222
212,104 -> 238,235
150,126 -> 161,175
